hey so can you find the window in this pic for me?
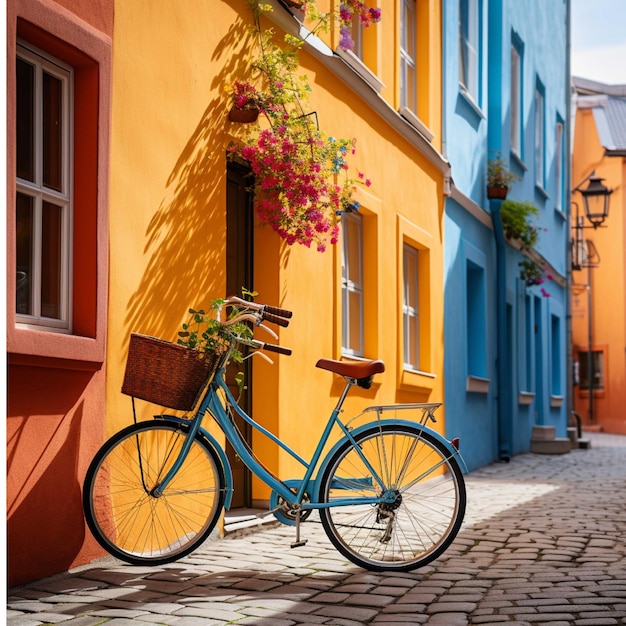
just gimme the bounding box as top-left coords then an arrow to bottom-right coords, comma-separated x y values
555,118 -> 565,211
535,81 -> 545,188
510,38 -> 522,156
403,244 -> 419,370
16,44 -> 72,329
341,212 -> 363,356
550,314 -> 561,396
459,0 -> 479,103
466,260 -> 486,378
578,350 -> 605,390
351,18 -> 364,60
400,0 -> 417,113
518,293 -> 533,392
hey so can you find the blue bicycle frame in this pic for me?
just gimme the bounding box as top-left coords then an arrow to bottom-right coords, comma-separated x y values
154,365 -> 467,514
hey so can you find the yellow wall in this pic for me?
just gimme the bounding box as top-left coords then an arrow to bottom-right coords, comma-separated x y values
571,106 -> 626,434
108,0 -> 447,505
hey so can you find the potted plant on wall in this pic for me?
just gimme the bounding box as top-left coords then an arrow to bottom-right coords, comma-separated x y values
227,81 -> 267,123
487,154 -> 518,199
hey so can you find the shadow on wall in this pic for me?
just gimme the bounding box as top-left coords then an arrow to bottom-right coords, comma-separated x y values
121,16 -> 256,347
7,367 -> 94,587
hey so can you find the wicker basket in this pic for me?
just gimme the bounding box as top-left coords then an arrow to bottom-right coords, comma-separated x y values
121,333 -> 222,411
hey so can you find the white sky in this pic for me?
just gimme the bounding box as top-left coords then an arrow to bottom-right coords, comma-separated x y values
570,0 -> 626,85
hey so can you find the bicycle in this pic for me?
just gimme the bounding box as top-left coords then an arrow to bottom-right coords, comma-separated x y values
83,297 -> 468,572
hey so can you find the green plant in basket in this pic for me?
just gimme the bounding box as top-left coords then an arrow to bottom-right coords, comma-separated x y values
177,300 -> 253,364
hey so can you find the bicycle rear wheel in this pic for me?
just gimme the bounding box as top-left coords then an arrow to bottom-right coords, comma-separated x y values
318,423 -> 466,572
83,420 -> 225,565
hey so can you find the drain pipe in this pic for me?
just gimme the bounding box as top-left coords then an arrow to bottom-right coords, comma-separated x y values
491,196 -> 512,461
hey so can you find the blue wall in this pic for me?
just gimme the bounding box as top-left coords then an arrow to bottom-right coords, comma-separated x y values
443,0 -> 570,469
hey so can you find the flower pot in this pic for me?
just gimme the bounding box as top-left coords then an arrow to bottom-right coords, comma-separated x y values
487,186 -> 508,200
228,107 -> 260,123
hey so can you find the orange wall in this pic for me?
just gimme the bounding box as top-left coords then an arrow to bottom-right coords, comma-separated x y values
106,0 -> 447,510
6,0 -> 113,586
571,107 -> 626,434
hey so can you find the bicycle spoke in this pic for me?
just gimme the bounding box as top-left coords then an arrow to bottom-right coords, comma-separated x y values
319,424 -> 465,571
84,422 -> 225,565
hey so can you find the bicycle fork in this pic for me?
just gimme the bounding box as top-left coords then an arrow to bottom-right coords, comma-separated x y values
142,415 -> 206,498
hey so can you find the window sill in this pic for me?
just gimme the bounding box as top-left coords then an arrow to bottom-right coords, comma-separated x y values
550,395 -> 564,408
398,106 -> 435,142
457,85 -> 485,122
399,368 -> 436,395
519,391 -> 535,405
510,150 -> 527,172
335,47 -> 385,93
577,388 -> 606,399
8,326 -> 105,369
467,375 -> 489,393
535,184 -> 548,200
554,207 -> 567,222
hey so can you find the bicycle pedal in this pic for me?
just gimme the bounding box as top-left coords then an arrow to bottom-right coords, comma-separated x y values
290,540 -> 308,548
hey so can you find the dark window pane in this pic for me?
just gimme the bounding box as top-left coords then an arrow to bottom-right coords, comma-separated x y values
16,193 -> 34,315
578,351 -> 604,390
41,201 -> 63,319
16,58 -> 35,182
43,71 -> 63,191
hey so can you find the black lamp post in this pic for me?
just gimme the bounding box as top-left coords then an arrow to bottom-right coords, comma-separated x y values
571,171 -> 613,424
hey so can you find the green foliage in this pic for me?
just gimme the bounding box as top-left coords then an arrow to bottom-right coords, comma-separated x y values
500,200 -> 539,248
177,301 -> 253,364
519,259 -> 543,286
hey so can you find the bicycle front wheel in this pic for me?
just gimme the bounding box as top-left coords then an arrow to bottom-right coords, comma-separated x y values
83,420 -> 225,565
319,423 -> 466,572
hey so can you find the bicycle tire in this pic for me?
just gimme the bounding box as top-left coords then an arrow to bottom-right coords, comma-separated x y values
83,420 -> 225,565
318,423 -> 466,572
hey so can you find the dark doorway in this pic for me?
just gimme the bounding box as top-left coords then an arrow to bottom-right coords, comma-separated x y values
226,162 -> 254,508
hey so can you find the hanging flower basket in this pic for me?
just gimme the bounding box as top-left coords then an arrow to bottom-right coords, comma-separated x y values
228,107 -> 260,123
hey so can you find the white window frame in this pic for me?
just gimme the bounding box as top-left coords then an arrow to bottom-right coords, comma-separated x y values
535,85 -> 545,189
403,244 -> 419,370
16,43 -> 73,331
351,17 -> 364,60
400,0 -> 417,113
459,0 -> 479,103
510,43 -> 521,157
555,120 -> 564,211
341,212 -> 364,357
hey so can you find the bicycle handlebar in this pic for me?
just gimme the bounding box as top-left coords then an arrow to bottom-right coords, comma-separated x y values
263,304 -> 293,319
261,342 -> 292,356
262,311 -> 290,327
222,296 -> 293,358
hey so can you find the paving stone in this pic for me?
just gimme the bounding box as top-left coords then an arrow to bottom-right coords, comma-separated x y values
7,433 -> 626,625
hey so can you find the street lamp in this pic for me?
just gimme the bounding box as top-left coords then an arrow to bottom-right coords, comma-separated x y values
578,174 -> 612,228
571,171 -> 613,424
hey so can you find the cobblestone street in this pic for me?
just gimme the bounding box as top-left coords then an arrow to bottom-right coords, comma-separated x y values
7,433 -> 626,626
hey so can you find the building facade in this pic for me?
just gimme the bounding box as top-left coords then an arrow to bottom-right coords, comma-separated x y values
571,77 -> 626,435
442,0 -> 571,469
7,0 -> 451,584
7,0 -> 113,586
